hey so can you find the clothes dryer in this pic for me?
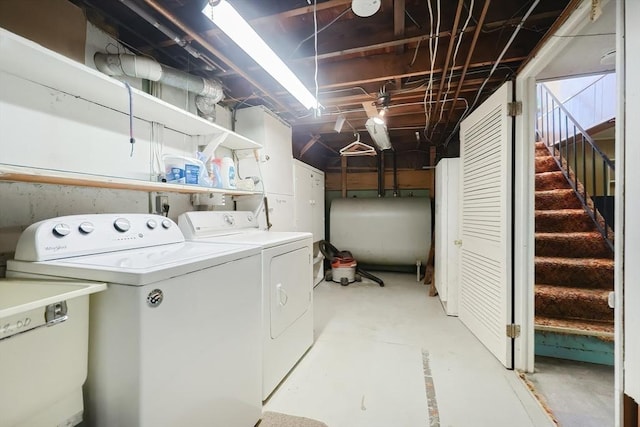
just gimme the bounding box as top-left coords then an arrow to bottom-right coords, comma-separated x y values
7,214 -> 262,427
179,211 -> 313,400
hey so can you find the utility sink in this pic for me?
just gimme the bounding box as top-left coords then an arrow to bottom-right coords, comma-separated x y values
0,279 -> 106,427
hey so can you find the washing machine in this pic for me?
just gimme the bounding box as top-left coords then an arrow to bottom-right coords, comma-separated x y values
178,211 -> 314,400
7,213 -> 262,427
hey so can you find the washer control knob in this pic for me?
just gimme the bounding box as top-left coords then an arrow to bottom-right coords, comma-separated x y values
78,222 -> 95,234
223,214 -> 235,225
52,223 -> 71,237
247,213 -> 253,222
113,218 -> 131,233
161,219 -> 172,229
147,219 -> 158,230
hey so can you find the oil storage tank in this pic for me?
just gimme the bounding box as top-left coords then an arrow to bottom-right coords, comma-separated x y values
329,197 -> 431,267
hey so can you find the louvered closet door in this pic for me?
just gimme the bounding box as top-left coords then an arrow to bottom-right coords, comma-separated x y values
459,82 -> 513,368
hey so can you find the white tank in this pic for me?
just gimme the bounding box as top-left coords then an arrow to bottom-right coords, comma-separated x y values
330,197 -> 432,266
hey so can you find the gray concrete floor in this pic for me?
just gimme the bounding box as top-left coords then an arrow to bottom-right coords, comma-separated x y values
266,273 -> 555,427
526,356 -> 614,427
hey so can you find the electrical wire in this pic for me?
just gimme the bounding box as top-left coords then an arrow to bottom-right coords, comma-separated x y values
290,6 -> 352,59
439,0 -> 474,123
444,0 -> 540,147
409,39 -> 422,67
319,86 -> 377,98
123,81 -> 136,157
423,0 -> 441,135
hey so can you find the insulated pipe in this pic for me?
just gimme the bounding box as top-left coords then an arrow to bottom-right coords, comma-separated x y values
94,53 -> 224,102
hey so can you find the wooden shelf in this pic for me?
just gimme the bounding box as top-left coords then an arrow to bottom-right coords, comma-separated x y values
0,165 -> 261,196
0,28 -> 260,151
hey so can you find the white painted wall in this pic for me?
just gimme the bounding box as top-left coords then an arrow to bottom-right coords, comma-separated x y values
0,15 -> 235,274
514,0 -> 615,374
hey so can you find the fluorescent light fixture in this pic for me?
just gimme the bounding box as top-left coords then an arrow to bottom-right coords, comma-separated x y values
365,117 -> 392,150
372,116 -> 385,125
202,1 -> 319,110
334,114 -> 346,133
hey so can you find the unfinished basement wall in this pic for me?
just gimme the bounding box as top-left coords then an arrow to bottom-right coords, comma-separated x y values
0,2 -> 232,276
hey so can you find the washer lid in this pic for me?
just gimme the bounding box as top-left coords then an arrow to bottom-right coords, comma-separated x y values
192,231 -> 312,249
7,241 -> 261,286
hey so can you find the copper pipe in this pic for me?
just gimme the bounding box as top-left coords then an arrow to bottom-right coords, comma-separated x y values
444,0 -> 491,127
429,0 -> 464,135
141,0 -> 293,114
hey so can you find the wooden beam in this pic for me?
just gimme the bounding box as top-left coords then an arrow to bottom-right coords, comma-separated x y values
430,0 -> 464,133
300,134 -> 321,158
445,0 -> 492,126
362,101 -> 379,118
294,10 -> 561,61
326,169 -> 435,192
394,0 -> 405,55
141,0 -> 293,114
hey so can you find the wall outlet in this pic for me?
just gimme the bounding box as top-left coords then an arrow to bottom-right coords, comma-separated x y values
155,195 -> 169,215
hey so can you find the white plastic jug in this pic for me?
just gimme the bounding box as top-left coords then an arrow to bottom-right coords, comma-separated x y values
220,157 -> 236,189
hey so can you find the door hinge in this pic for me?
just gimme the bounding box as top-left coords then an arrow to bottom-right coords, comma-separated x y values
506,324 -> 521,338
507,101 -> 522,116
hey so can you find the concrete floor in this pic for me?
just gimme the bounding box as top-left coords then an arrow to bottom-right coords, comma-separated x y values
264,272 -> 555,427
526,356 -> 615,427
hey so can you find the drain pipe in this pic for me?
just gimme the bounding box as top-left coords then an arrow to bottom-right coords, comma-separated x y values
94,53 -> 224,103
377,151 -> 385,197
392,149 -> 398,197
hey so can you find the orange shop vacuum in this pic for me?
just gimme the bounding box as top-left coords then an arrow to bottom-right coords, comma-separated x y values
319,240 -> 384,287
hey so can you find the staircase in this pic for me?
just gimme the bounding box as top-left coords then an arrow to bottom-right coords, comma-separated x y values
534,141 -> 614,364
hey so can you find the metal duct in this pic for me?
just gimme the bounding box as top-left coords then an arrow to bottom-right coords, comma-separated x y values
94,53 -> 224,103
330,197 -> 431,266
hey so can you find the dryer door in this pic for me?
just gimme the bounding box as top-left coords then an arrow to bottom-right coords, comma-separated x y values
269,246 -> 311,339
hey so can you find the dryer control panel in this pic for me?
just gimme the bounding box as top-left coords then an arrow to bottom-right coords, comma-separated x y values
14,214 -> 185,261
178,211 -> 259,239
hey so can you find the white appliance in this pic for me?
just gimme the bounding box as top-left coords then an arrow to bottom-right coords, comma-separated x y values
235,105 -> 296,232
178,211 -> 313,400
435,158 -> 461,316
6,214 -> 262,427
0,279 -> 106,427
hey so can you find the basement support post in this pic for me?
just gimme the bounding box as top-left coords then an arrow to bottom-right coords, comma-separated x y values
341,156 -> 347,198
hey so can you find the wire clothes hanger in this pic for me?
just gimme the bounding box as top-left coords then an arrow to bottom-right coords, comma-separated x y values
339,133 -> 377,157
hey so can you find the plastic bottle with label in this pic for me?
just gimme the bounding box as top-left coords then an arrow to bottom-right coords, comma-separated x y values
220,157 -> 236,189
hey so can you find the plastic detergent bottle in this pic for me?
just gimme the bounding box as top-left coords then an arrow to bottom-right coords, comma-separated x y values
220,157 -> 236,189
208,159 -> 223,188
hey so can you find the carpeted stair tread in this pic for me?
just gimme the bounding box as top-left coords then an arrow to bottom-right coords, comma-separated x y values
535,209 -> 597,233
536,145 -> 550,156
535,171 -> 571,191
535,316 -> 614,340
535,232 -> 613,259
535,256 -> 613,289
535,156 -> 561,173
535,284 -> 613,322
535,189 -> 583,210
533,139 -> 616,351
